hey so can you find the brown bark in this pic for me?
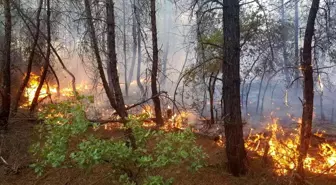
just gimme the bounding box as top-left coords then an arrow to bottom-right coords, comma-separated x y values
0,0 -> 12,130
106,0 -> 128,118
222,0 -> 248,176
11,0 -> 43,115
30,0 -> 52,113
297,0 -> 319,181
150,0 -> 164,127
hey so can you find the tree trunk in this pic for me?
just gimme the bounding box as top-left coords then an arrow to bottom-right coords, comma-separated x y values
281,0 -> 290,85
297,0 -> 319,181
256,66 -> 265,114
106,0 -> 128,118
222,0 -> 248,176
135,1 -> 145,99
245,75 -> 257,117
11,0 -> 43,115
150,0 -> 164,127
0,0 -> 12,131
29,0 -> 52,113
260,77 -> 271,117
209,72 -> 219,126
127,0 -> 137,91
123,0 -> 128,97
106,0 -> 136,149
49,64 -> 60,97
294,0 -> 300,88
161,0 -> 171,87
331,100 -> 334,123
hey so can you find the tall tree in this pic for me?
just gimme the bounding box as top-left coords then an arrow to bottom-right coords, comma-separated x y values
281,0 -> 290,85
160,0 -> 172,87
0,0 -> 12,131
222,0 -> 248,176
294,0 -> 300,87
123,0 -> 129,97
127,0 -> 137,92
106,0 -> 128,119
297,0 -> 320,180
135,0 -> 145,99
150,0 -> 164,127
30,0 -> 52,113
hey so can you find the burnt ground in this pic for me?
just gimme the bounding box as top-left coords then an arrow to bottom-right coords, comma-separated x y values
0,119 -> 336,185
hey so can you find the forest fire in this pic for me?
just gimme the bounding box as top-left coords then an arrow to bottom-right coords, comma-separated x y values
21,73 -> 50,107
22,73 -> 336,178
245,118 -> 336,176
21,73 -> 91,108
140,105 -> 189,130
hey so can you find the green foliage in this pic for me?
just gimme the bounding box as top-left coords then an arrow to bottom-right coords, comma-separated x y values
30,95 -> 93,175
30,97 -> 207,184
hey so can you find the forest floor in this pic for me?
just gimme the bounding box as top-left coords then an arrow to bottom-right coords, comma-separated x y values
1,118 -> 336,185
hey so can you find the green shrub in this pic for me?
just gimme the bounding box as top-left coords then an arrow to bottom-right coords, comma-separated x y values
30,97 -> 207,184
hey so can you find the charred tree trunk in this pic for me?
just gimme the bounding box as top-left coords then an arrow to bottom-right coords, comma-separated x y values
297,0 -> 319,181
11,0 -> 43,115
150,0 -> 164,127
209,72 -> 219,126
106,0 -> 136,149
106,0 -> 128,118
0,0 -> 12,130
29,0 -> 52,113
222,0 -> 248,176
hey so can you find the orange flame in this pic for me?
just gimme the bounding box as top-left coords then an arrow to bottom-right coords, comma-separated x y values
246,118 -> 336,176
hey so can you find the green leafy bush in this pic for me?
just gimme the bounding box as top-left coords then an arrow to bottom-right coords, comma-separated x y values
30,97 -> 207,184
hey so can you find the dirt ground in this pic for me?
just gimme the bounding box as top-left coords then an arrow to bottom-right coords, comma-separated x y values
0,119 -> 336,185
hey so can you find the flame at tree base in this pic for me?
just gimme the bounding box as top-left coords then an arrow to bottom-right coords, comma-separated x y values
245,119 -> 336,176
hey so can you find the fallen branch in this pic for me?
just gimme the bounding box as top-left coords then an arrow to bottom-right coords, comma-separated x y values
111,91 -> 168,116
88,118 -> 156,125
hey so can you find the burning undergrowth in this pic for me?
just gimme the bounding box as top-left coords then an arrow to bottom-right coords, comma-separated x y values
21,73 -> 336,179
245,118 -> 336,177
20,72 -> 91,108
